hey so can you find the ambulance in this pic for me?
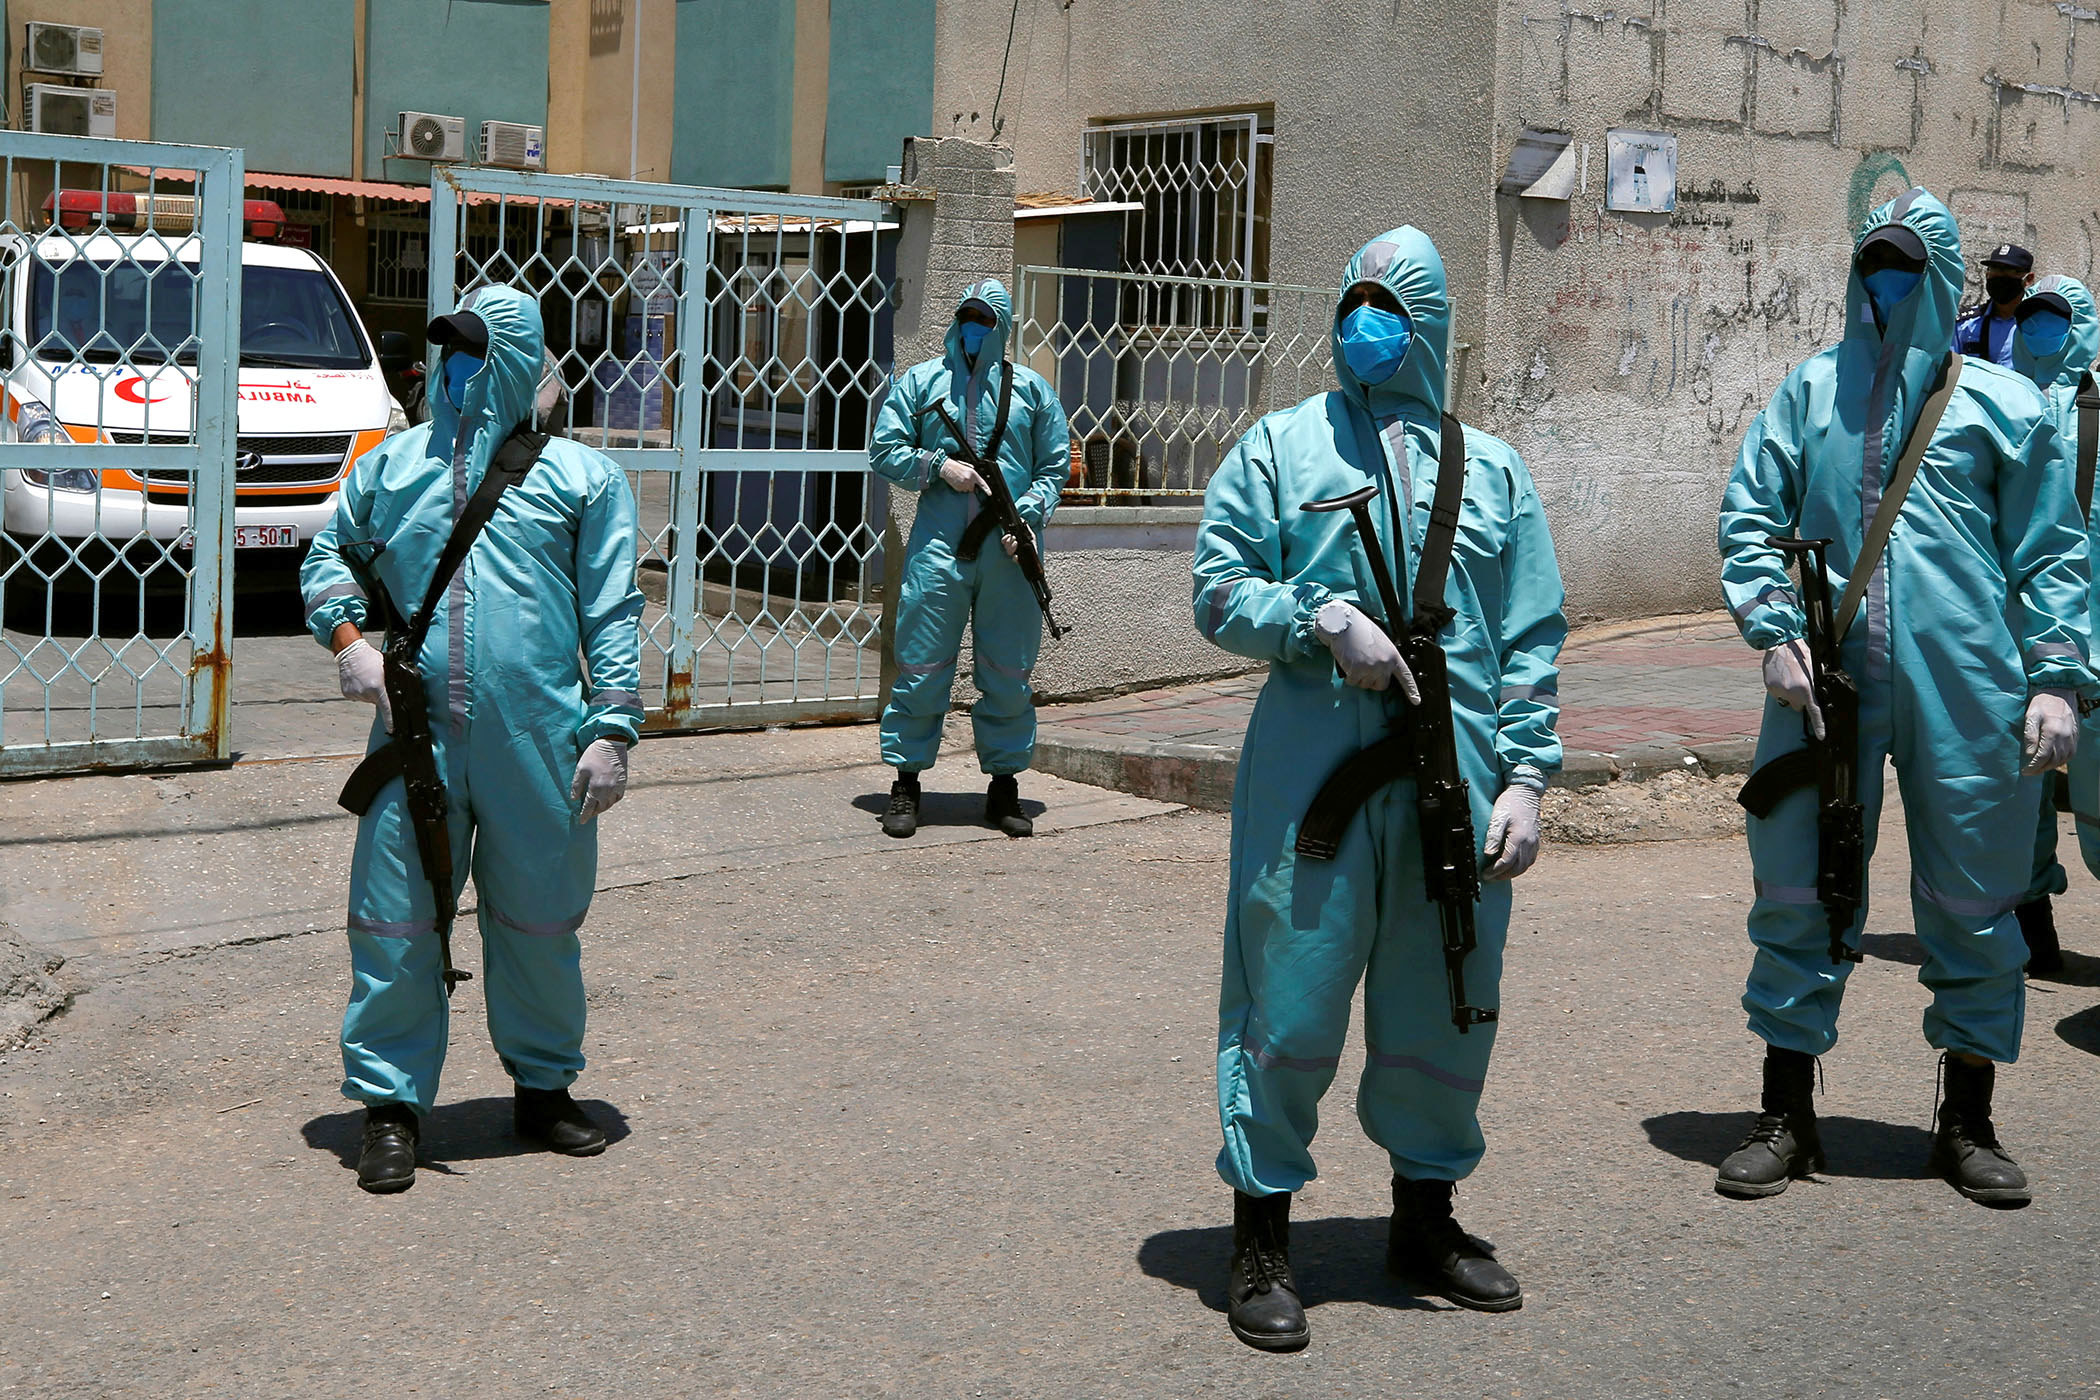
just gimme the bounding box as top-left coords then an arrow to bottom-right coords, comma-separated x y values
0,192 -> 399,586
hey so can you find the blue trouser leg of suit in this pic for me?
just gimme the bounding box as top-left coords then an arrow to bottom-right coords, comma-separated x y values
880,536 -> 1044,776
1216,672 -> 1508,1195
340,711 -> 597,1115
2026,778 -> 2069,904
1742,677 -> 2031,1064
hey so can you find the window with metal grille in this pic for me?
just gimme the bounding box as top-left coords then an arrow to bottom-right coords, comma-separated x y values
365,213 -> 429,305
1082,112 -> 1272,325
268,187 -> 334,261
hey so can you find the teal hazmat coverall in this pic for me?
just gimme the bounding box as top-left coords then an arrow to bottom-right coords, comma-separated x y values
1720,190 -> 2093,1065
2011,275 -> 2100,898
300,286 -> 646,1115
1193,229 -> 1567,1194
869,279 -> 1069,775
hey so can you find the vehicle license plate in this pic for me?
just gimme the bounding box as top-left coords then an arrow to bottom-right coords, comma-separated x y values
234,525 -> 300,549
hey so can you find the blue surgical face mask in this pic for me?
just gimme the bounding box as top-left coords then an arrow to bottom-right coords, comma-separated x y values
1860,268 -> 1921,326
443,349 -> 484,408
1338,304 -> 1413,386
958,320 -> 992,356
2020,308 -> 2073,359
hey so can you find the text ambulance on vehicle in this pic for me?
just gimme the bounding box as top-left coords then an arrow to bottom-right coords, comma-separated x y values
0,192 -> 399,582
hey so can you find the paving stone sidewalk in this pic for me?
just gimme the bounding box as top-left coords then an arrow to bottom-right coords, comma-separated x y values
1033,612 -> 1762,810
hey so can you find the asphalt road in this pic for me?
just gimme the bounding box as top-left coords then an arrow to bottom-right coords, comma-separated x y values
2,727 -> 2098,1398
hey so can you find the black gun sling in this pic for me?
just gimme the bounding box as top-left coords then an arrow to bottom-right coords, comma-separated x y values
2078,370 -> 2098,523
1292,413 -> 1469,859
336,428 -> 549,816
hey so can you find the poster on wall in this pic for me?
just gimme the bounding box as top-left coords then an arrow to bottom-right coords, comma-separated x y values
1605,129 -> 1677,213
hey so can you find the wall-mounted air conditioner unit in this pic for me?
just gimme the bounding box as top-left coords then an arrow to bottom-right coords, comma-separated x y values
398,111 -> 466,162
25,23 -> 103,77
480,121 -> 544,170
26,84 -> 116,138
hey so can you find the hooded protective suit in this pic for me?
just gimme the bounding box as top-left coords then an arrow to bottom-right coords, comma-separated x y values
1720,190 -> 2092,1064
2010,276 -> 2100,904
1193,229 -> 1566,1194
870,279 -> 1069,774
300,286 -> 646,1115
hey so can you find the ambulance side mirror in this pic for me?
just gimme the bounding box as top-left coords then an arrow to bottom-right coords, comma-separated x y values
376,330 -> 412,377
0,338 -> 12,370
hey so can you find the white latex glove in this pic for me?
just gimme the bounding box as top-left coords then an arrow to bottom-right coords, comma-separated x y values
1314,600 -> 1420,702
570,738 -> 630,823
2022,690 -> 2077,775
938,457 -> 985,495
1002,523 -> 1036,559
1763,639 -> 1824,741
1482,779 -> 1545,881
335,638 -> 393,734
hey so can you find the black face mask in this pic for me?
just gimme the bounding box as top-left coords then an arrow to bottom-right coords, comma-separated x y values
1986,274 -> 2026,305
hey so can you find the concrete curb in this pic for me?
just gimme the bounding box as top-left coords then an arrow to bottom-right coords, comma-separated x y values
1032,730 -> 1759,814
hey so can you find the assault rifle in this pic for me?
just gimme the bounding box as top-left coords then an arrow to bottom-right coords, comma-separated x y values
1734,537 -> 1865,966
1293,416 -> 1495,1033
929,362 -> 1067,640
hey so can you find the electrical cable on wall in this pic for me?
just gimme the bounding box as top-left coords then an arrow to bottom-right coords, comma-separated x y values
989,0 -> 1023,138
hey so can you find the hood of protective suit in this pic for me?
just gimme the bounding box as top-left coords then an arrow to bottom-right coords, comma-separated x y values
1845,188 -> 1962,446
1333,228 -> 1449,423
428,284 -> 546,450
2011,274 -> 2100,391
945,278 -> 1012,381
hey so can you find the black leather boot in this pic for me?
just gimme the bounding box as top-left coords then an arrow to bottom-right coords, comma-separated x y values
356,1102 -> 419,1194
881,773 -> 920,838
1387,1176 -> 1522,1311
1226,1190 -> 1308,1351
1715,1044 -> 1824,1198
986,774 -> 1032,837
1931,1054 -> 2029,1206
515,1085 -> 608,1157
2016,897 -> 2064,976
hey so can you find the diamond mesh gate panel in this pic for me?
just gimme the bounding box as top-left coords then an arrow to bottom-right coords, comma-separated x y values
1012,266 -> 1335,502
0,136 -> 242,774
427,168 -> 892,730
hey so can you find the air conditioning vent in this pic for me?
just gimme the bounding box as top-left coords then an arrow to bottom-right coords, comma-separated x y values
26,84 -> 116,138
397,111 -> 465,162
479,121 -> 544,171
25,23 -> 102,77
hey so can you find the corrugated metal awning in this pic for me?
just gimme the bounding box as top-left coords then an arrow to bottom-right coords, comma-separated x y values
120,167 -> 508,205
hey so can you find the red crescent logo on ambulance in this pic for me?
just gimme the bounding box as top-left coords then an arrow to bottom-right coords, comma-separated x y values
114,376 -> 171,405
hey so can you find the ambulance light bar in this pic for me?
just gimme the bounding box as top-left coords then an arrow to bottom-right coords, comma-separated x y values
42,191 -> 287,241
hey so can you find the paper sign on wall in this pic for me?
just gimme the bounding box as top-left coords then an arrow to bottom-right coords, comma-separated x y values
1605,129 -> 1677,213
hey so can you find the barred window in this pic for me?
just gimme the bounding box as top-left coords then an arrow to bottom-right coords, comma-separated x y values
365,213 -> 428,305
1083,111 -> 1272,326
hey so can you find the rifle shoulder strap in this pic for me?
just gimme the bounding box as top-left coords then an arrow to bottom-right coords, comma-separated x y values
1833,354 -> 1962,640
403,427 -> 548,648
1410,413 -> 1467,632
2077,369 -> 2098,523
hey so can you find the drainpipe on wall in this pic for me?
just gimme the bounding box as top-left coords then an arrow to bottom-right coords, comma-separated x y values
628,0 -> 642,179
351,0 -> 368,225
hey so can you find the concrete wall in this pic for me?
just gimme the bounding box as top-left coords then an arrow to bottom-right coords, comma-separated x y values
1485,0 -> 2100,622
362,0 -> 550,182
825,0 -> 933,184
547,0 -> 677,180
9,0 -> 152,142
672,0 -> 796,188
152,0 -> 355,176
929,0 -> 1500,413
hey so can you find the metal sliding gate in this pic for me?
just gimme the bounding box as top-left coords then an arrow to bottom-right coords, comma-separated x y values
0,133 -> 243,775
427,167 -> 893,731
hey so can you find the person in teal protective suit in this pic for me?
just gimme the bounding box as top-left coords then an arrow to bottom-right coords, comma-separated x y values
1715,190 -> 2092,1210
301,286 -> 646,1193
869,279 -> 1068,838
2009,275 -> 2100,975
1192,228 -> 1566,1350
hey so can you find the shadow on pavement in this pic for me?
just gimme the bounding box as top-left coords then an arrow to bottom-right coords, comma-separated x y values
1643,1111 -> 1933,1179
1860,931 -> 1924,965
2056,1004 -> 2100,1057
2031,949 -> 2100,988
1138,1218 -> 1446,1315
848,788 -> 1047,829
301,1096 -> 632,1173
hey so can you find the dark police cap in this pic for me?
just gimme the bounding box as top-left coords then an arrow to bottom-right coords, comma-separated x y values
426,309 -> 489,350
1983,243 -> 2034,272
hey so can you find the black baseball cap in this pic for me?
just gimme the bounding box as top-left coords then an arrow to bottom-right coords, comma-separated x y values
426,309 -> 489,350
1983,243 -> 2034,272
1856,223 -> 1927,271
